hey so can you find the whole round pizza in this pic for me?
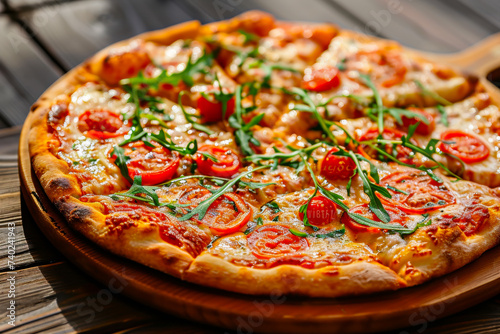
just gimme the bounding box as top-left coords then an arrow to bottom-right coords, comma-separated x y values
28,11 -> 500,297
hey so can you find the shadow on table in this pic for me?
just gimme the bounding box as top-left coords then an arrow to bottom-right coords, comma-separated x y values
19,199 -> 224,333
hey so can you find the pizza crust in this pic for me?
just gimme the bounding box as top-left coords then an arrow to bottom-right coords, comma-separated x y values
55,196 -> 195,278
28,21 -> 207,280
185,253 -> 405,297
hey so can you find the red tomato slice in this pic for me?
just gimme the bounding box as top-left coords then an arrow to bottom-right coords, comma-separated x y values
348,50 -> 407,88
247,224 -> 309,259
117,141 -> 180,185
78,109 -> 129,139
194,145 -> 241,178
439,130 -> 490,163
179,186 -> 251,235
320,147 -> 356,180
197,89 -> 235,123
378,171 -> 455,214
341,203 -> 408,233
401,108 -> 436,135
358,127 -> 417,164
439,204 -> 489,236
302,66 -> 341,92
299,196 -> 338,226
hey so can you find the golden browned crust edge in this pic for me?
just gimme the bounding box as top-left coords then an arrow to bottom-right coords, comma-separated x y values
28,21 -> 204,279
184,255 -> 406,297
55,197 -> 194,278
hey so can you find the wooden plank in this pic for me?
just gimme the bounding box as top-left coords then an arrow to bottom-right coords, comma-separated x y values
0,263 -> 148,333
0,16 -> 62,126
173,0 -> 366,31
329,0 -> 499,53
18,0 -> 194,69
0,126 -> 21,157
0,262 -> 215,333
456,0 -> 500,30
0,164 -> 63,272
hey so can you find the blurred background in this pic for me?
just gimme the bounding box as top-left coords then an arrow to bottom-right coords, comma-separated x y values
0,0 -> 499,130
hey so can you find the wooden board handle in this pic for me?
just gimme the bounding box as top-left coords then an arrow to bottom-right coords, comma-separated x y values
439,32 -> 500,77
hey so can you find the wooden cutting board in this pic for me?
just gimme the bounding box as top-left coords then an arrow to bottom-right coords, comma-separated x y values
18,30 -> 500,334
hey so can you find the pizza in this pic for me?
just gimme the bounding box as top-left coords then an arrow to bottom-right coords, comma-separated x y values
28,11 -> 500,297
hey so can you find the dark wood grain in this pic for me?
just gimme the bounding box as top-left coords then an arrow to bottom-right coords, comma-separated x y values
17,0 -> 194,70
330,0 -> 500,53
0,16 -> 62,126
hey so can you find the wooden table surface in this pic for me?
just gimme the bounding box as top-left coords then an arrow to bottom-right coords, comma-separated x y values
1,0 -> 500,333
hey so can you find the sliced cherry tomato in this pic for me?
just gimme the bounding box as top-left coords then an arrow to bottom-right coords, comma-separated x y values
358,127 -> 417,164
78,109 -> 129,139
194,145 -> 241,178
378,171 -> 455,214
320,147 -> 356,180
348,50 -> 407,88
179,186 -> 251,234
247,224 -> 309,259
401,107 -> 436,135
439,130 -> 490,163
341,203 -> 408,233
178,185 -> 212,210
299,196 -> 338,226
117,141 -> 180,185
302,66 -> 341,92
197,90 -> 235,123
440,204 -> 489,236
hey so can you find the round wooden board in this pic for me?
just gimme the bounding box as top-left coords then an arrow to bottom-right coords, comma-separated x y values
19,27 -> 500,333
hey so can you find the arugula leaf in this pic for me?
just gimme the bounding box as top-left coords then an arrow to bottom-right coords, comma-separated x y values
337,58 -> 347,71
264,201 -> 281,213
110,176 -> 161,206
149,129 -> 198,156
437,105 -> 449,126
248,60 -> 299,88
178,92 -> 214,135
285,87 -> 338,143
289,228 -> 308,237
139,113 -> 169,128
210,73 -> 235,119
123,51 -> 214,88
347,212 -> 413,232
228,85 -> 263,156
206,236 -> 221,249
290,225 -> 346,239
385,108 -> 430,125
387,185 -> 409,195
313,226 -> 346,238
343,150 -> 391,223
361,75 -> 431,134
178,166 -> 270,221
110,146 -> 132,183
360,74 -> 383,108
238,29 -> 259,44
239,180 -> 276,189
398,213 -> 432,235
414,80 -> 452,106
